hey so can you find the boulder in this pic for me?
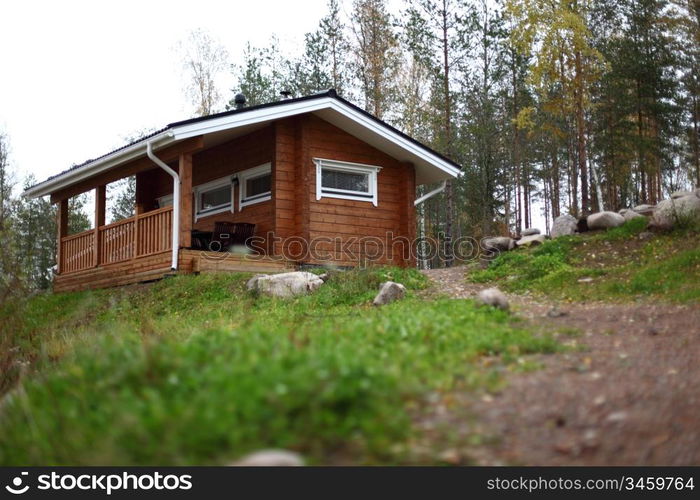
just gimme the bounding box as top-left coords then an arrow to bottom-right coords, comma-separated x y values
372,281 -> 406,306
622,210 -> 646,222
248,271 -> 324,298
633,204 -> 655,216
551,214 -> 578,238
232,449 -> 304,466
521,227 -> 541,236
587,211 -> 625,230
671,190 -> 692,200
482,236 -> 515,253
651,195 -> 700,229
516,234 -> 546,247
246,274 -> 268,291
475,288 -> 509,311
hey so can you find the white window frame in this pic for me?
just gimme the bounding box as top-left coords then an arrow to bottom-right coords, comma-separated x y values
238,163 -> 272,211
194,176 -> 234,221
314,158 -> 381,207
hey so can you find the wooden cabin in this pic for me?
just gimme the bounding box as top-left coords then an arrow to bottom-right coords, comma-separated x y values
24,90 -> 461,292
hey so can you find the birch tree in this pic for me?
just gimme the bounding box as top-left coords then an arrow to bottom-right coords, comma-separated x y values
178,29 -> 229,116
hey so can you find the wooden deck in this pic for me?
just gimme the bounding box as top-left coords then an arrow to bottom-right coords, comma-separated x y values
54,249 -> 295,292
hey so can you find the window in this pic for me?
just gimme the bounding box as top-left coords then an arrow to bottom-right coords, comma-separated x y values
238,163 -> 272,210
194,176 -> 233,220
157,194 -> 173,208
314,158 -> 381,206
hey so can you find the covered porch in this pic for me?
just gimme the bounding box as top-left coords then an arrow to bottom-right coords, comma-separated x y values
53,134 -> 292,293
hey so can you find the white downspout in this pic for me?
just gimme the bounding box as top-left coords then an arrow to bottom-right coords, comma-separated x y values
146,139 -> 180,270
414,180 -> 447,206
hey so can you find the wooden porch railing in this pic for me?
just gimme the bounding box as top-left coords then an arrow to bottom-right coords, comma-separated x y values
61,231 -> 95,273
60,206 -> 173,274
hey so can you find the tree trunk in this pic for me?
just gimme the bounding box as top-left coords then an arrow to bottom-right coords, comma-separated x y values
694,94 -> 700,186
441,0 -> 454,267
511,48 -> 522,233
575,49 -> 589,214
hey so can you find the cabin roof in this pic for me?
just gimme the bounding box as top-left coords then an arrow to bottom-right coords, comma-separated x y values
24,89 -> 461,198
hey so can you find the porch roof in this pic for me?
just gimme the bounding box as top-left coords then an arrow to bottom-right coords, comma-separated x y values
24,89 -> 461,199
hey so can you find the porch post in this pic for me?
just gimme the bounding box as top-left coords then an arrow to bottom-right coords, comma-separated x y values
56,198 -> 68,274
179,153 -> 193,248
94,185 -> 106,267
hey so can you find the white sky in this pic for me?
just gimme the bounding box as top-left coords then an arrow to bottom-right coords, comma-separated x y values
0,0 -> 328,187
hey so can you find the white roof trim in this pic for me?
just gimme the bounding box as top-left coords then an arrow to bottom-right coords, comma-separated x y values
24,96 -> 460,199
171,97 -> 460,180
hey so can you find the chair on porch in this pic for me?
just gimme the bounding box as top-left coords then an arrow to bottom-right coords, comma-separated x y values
230,223 -> 256,248
208,222 -> 256,252
190,230 -> 212,249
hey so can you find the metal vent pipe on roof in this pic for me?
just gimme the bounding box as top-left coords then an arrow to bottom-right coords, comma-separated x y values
234,93 -> 246,109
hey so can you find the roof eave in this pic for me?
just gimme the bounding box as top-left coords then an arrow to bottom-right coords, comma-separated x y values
24,92 -> 461,199
23,130 -> 175,199
171,97 -> 461,180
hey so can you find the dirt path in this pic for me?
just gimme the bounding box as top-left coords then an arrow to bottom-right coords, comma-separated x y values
420,266 -> 700,466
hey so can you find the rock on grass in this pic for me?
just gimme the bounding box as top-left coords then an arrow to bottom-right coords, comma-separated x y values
231,449 -> 304,466
373,281 -> 406,306
476,288 -> 509,311
551,214 -> 578,238
587,211 -> 625,230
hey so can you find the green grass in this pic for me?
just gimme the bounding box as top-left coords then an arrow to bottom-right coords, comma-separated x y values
607,248 -> 700,302
0,268 -> 558,465
594,216 -> 649,241
470,220 -> 700,303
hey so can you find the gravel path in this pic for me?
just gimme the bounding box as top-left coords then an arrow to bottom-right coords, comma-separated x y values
419,266 -> 700,465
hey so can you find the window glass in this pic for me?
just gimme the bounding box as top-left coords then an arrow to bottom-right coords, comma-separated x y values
321,169 -> 369,193
245,174 -> 271,199
200,185 -> 230,211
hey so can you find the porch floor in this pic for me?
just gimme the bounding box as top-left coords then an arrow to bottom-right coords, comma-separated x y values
53,249 -> 296,293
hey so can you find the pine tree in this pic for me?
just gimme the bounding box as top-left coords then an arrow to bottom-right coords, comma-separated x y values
108,176 -> 136,222
623,0 -> 682,202
0,132 -> 23,299
319,0 -> 351,95
229,43 -> 275,107
11,177 -> 56,290
67,194 -> 91,235
351,0 -> 401,119
0,132 -> 13,232
460,0 -> 512,236
229,37 -> 293,106
401,0 -> 473,265
672,0 -> 700,187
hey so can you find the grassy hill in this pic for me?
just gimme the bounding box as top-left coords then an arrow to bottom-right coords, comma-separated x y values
0,267 -> 557,465
471,218 -> 700,303
1,220 -> 697,465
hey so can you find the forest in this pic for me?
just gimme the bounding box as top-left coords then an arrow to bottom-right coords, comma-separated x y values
1,0 -> 698,294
